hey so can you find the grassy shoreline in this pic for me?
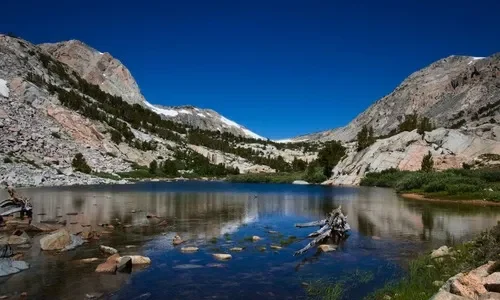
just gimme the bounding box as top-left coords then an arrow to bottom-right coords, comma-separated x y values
360,168 -> 500,203
366,223 -> 500,300
309,223 -> 500,300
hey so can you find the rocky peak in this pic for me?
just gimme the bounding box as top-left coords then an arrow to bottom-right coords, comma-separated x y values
291,53 -> 500,142
39,40 -> 146,105
145,102 -> 266,140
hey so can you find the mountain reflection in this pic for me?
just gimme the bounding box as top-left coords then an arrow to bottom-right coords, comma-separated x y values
8,182 -> 500,244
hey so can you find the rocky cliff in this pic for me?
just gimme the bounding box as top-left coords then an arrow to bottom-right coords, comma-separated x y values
293,54 -> 500,142
39,40 -> 146,106
326,125 -> 500,185
0,34 -> 312,186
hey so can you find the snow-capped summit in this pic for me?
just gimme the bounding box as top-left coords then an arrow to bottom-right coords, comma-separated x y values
144,102 -> 266,140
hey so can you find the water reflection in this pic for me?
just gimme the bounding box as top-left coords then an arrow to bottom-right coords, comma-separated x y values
12,183 -> 499,245
0,182 -> 498,299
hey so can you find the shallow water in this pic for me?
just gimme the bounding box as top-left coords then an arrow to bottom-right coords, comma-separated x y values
1,181 -> 500,299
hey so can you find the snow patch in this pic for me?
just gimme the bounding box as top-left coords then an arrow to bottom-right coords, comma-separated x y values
219,116 -> 265,139
0,79 -> 9,98
275,138 -> 309,143
468,57 -> 485,65
178,109 -> 192,114
144,101 -> 179,117
197,113 -> 206,118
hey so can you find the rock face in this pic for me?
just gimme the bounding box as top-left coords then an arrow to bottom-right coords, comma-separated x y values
39,40 -> 145,106
326,126 -> 500,185
292,54 -> 500,143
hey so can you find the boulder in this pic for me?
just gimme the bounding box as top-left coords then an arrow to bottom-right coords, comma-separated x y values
119,255 -> 151,265
40,229 -> 71,250
212,253 -> 232,260
431,246 -> 450,259
95,254 -> 120,273
457,273 -> 487,295
181,247 -> 199,252
1,230 -> 30,245
172,235 -> 184,246
318,244 -> 337,252
450,279 -> 477,299
0,258 -> 29,277
117,256 -> 132,273
63,234 -> 84,251
470,261 -> 496,278
252,236 -> 261,241
100,245 -> 118,255
0,245 -> 13,258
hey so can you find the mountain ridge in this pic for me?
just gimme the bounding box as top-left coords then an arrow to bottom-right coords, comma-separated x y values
288,53 -> 500,142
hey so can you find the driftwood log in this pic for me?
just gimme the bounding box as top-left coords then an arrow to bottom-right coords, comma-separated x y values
294,206 -> 350,256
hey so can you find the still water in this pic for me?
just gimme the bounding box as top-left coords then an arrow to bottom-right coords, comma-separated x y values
1,181 -> 500,299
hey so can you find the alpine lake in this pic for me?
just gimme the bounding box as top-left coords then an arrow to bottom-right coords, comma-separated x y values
1,181 -> 499,299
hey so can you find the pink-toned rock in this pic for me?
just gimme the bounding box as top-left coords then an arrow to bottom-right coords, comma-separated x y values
95,254 -> 120,273
450,279 -> 477,299
458,273 -> 487,295
470,261 -> 496,278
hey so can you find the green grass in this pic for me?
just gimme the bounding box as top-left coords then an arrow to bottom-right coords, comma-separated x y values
92,172 -> 121,180
360,168 -> 500,202
306,282 -> 344,300
366,223 -> 500,300
227,172 -> 305,184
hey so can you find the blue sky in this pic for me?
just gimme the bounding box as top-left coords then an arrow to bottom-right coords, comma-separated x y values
2,0 -> 500,139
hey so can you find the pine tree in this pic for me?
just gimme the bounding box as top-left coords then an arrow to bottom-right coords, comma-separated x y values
72,153 -> 92,174
149,160 -> 158,175
421,151 -> 434,172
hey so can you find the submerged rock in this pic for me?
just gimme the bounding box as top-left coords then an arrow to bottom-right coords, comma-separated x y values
252,236 -> 261,241
318,244 -> 337,252
181,247 -> 199,252
173,264 -> 204,269
173,235 -> 184,246
270,245 -> 282,250
40,229 -> 71,250
77,258 -> 99,263
100,245 -> 118,255
230,247 -> 243,252
0,258 -> 29,277
212,253 -> 232,260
